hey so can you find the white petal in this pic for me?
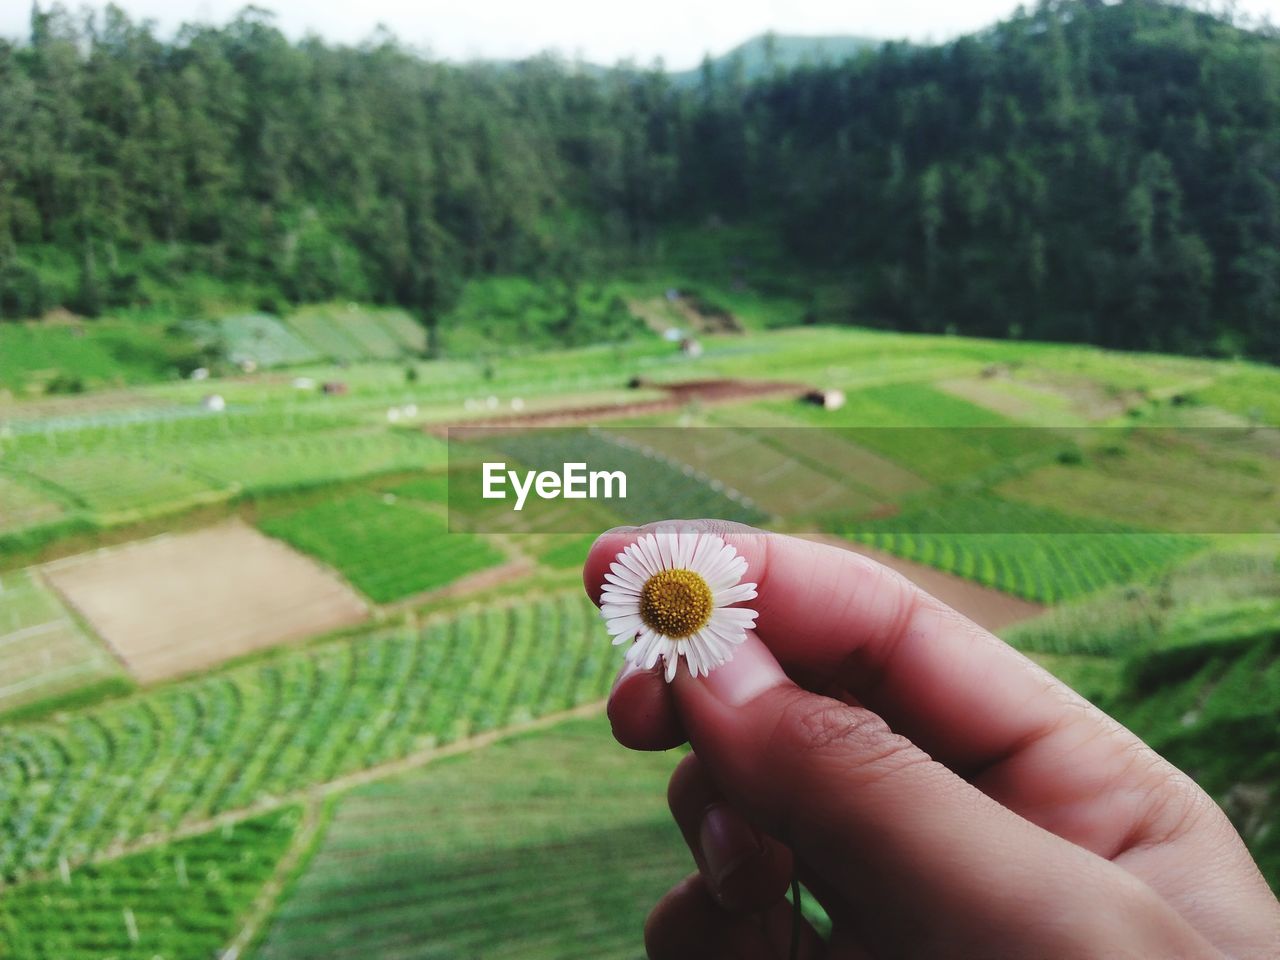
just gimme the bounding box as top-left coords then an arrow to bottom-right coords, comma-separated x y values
709,607 -> 758,631
676,531 -> 697,568
689,633 -> 713,675
656,531 -> 675,570
684,638 -> 702,677
626,629 -> 655,666
600,586 -> 641,602
600,601 -> 640,618
605,612 -> 643,633
616,549 -> 652,583
704,622 -> 745,649
633,539 -> 665,577
686,532 -> 714,573
637,535 -> 664,575
606,566 -> 644,590
645,635 -> 669,670
706,553 -> 747,591
664,650 -> 679,682
713,582 -> 758,605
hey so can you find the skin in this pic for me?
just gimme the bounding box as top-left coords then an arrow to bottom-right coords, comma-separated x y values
584,521 -> 1280,960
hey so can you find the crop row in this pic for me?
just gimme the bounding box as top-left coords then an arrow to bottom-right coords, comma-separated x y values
0,592 -> 614,883
851,530 -> 1204,603
0,808 -> 298,959
256,722 -> 685,960
838,494 -> 1205,603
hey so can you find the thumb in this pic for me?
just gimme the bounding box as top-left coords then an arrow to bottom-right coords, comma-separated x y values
670,632 -> 1213,957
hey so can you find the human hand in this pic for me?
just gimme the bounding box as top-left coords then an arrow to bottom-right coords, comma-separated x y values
585,522 -> 1280,959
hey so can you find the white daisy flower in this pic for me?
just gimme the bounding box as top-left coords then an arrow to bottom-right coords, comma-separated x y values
600,526 -> 759,682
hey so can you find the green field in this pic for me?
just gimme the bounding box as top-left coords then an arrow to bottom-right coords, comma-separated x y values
220,313 -> 323,368
258,492 -> 507,603
839,495 -> 1208,603
8,453 -> 226,522
256,721 -> 682,960
0,808 -> 299,960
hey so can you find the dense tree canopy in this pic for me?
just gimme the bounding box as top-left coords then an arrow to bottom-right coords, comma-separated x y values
0,0 -> 1277,358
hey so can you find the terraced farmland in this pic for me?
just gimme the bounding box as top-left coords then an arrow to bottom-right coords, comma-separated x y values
221,313 -> 322,368
1,321 -> 1279,957
173,430 -> 446,493
258,493 -> 507,603
0,592 -> 612,882
7,453 -> 226,521
0,569 -> 123,716
0,419 -> 444,537
0,808 -> 299,960
282,309 -> 369,363
256,721 -> 683,960
839,495 -> 1206,603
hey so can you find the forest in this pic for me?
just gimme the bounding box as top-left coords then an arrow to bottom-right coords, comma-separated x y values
0,0 -> 1277,359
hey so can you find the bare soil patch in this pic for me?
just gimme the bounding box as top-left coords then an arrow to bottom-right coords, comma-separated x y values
43,521 -> 368,683
806,534 -> 1045,633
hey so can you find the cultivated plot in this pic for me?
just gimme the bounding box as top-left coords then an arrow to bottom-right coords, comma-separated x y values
42,522 -> 368,683
256,721 -> 684,960
0,569 -> 121,716
258,493 -> 509,604
11,452 -> 228,522
0,473 -> 67,535
0,592 -> 613,881
0,808 -> 299,960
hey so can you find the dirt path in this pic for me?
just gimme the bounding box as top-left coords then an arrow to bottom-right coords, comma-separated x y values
219,799 -> 323,960
805,534 -> 1045,632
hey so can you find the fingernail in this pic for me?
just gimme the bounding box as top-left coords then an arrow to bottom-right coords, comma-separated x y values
699,803 -> 763,896
700,634 -> 787,707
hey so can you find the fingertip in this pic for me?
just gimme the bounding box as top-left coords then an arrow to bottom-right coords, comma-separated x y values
607,662 -> 686,751
671,631 -> 789,710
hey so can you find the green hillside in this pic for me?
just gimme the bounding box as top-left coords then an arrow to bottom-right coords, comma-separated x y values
1,1 -> 1277,359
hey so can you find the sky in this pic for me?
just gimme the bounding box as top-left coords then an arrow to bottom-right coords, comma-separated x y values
4,0 -> 1278,69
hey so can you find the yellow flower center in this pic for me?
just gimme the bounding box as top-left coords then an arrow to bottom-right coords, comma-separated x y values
639,568 -> 714,639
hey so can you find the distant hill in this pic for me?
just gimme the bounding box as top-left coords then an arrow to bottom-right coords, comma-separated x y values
671,33 -> 882,85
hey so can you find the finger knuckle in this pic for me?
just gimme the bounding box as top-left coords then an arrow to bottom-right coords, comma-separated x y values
769,691 -> 925,789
